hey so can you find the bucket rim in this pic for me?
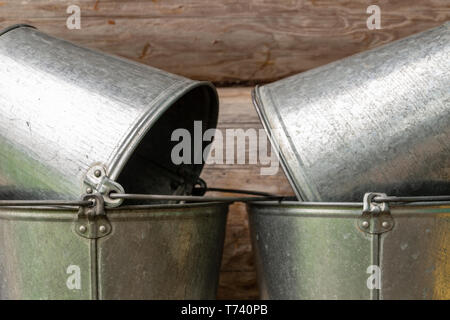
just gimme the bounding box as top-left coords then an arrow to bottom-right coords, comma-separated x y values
106,80 -> 219,184
0,203 -> 229,223
0,200 -> 230,214
252,86 -> 308,201
247,200 -> 450,209
0,24 -> 36,37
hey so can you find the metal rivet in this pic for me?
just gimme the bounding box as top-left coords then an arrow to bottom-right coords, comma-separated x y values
79,225 -> 87,233
94,169 -> 102,178
382,221 -> 390,228
361,221 -> 370,228
86,187 -> 93,194
371,206 -> 381,214
99,225 -> 107,233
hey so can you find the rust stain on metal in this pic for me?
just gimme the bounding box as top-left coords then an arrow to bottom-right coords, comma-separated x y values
107,20 -> 115,25
94,0 -> 100,11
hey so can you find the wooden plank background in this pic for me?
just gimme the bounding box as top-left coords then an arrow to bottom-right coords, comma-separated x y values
202,88 -> 295,299
0,0 -> 448,84
1,1 -> 449,299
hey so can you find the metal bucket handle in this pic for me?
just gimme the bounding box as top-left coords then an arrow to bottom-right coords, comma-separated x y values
0,183 -> 285,208
1,183 -> 450,209
105,178 -> 288,203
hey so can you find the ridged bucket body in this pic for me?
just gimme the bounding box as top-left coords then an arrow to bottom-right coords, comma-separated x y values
248,201 -> 449,299
253,23 -> 450,201
0,25 -> 218,205
0,202 -> 228,299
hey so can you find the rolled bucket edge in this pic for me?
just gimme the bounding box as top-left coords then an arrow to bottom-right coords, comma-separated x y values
0,24 -> 36,37
252,86 -> 319,201
107,80 -> 219,184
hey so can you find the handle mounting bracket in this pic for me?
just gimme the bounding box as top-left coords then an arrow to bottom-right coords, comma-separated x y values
358,192 -> 394,234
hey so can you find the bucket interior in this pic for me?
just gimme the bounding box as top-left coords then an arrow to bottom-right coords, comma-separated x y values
116,85 -> 218,203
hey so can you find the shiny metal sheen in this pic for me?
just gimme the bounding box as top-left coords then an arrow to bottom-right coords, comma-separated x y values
248,200 -> 450,299
0,202 -> 228,299
0,25 -> 218,205
253,23 -> 450,201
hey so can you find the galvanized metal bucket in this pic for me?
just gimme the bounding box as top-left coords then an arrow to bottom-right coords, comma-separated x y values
0,194 -> 229,300
248,194 -> 450,299
252,23 -> 450,202
0,25 -> 218,207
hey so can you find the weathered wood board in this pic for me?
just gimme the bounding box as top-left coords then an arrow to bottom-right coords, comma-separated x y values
0,0 -> 448,84
202,88 -> 295,299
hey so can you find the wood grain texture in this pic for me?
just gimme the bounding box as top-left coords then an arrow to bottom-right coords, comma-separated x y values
202,88 -> 295,299
1,0 -> 448,83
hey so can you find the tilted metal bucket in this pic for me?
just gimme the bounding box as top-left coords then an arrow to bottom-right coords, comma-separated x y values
0,25 -> 218,207
252,23 -> 450,202
0,195 -> 229,299
248,194 -> 450,299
